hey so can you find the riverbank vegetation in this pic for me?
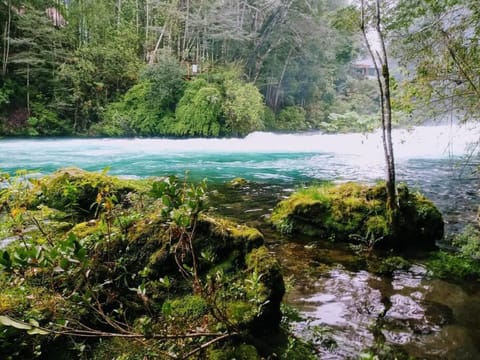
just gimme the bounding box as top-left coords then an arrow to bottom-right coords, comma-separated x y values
0,169 -> 299,359
0,0 -> 385,137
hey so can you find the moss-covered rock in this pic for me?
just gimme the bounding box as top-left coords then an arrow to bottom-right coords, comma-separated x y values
208,343 -> 260,360
271,182 -> 443,250
31,167 -> 143,219
226,177 -> 249,189
0,169 -> 286,359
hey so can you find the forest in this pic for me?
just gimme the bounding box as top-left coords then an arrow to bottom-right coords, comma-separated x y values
2,1 -> 478,137
0,0 -> 384,137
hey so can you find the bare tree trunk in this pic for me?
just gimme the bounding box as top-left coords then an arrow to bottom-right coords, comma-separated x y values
273,46 -> 293,111
2,0 -> 11,76
136,0 -> 139,34
26,64 -> 30,115
149,25 -> 166,64
182,0 -> 190,60
361,0 -> 397,218
117,0 -> 122,28
145,0 -> 149,58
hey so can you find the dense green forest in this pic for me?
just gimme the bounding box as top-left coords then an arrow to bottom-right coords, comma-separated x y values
0,0 -> 381,137
2,1 -> 480,137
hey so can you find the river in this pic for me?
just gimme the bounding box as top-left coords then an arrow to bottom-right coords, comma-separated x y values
1,124 -> 480,358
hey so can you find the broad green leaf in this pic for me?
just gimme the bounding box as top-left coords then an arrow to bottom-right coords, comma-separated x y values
0,315 -> 32,330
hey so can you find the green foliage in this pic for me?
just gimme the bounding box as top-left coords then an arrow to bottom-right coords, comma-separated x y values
263,106 -> 277,131
27,102 -> 72,136
59,27 -> 142,132
95,81 -> 160,136
427,251 -> 480,280
174,79 -> 223,137
452,225 -> 480,259
0,0 -> 375,136
0,168 -> 286,358
94,53 -> 186,136
427,225 -> 480,280
223,80 -> 265,137
320,112 -> 377,134
389,0 -> 480,121
276,106 -> 308,131
140,53 -> 185,111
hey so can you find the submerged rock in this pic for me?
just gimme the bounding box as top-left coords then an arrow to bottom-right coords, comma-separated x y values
271,182 -> 443,250
226,177 -> 249,189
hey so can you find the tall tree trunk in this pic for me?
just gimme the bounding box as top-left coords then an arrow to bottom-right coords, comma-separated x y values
182,0 -> 190,60
117,0 -> 122,28
145,0 -> 149,58
273,46 -> 293,111
150,25 -> 166,64
361,0 -> 397,219
26,64 -> 30,115
2,0 -> 11,76
136,0 -> 139,34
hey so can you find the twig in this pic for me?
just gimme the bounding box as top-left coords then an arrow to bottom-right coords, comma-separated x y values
180,332 -> 235,359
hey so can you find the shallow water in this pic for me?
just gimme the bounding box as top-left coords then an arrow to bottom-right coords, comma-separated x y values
1,125 -> 480,358
279,240 -> 480,359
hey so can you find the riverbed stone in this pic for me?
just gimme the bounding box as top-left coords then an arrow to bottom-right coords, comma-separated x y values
271,182 -> 444,250
226,177 -> 249,189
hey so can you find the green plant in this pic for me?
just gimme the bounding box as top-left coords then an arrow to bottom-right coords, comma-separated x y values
453,225 -> 480,259
276,106 -> 308,131
427,251 -> 480,280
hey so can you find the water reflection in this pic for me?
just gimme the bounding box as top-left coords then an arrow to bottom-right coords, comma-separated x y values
283,250 -> 480,359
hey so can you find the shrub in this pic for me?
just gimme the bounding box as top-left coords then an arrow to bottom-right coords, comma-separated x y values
276,106 -> 308,131
174,79 -> 223,137
223,80 -> 264,137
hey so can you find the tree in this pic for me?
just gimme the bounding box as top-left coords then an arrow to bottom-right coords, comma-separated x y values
174,78 -> 223,137
360,0 -> 397,218
388,0 -> 480,121
59,27 -> 142,132
223,80 -> 264,136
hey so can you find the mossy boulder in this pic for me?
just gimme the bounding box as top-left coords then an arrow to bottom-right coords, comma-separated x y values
1,169 -> 286,358
82,208 -> 284,330
226,177 -> 249,189
31,167 -> 142,218
271,182 -> 443,250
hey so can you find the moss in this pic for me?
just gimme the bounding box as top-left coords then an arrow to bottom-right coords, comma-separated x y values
199,214 -> 263,248
31,167 -> 141,218
208,344 -> 260,360
370,256 -> 411,275
271,182 -> 443,250
427,251 -> 480,280
226,177 -> 249,189
69,220 -> 103,239
91,337 -> 157,360
194,215 -> 264,269
226,300 -> 257,325
161,295 -> 208,321
245,246 -> 285,332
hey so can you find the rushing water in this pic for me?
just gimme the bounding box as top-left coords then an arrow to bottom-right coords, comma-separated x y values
1,124 -> 480,358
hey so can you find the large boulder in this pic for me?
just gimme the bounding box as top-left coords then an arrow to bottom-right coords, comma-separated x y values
271,182 -> 443,250
31,167 -> 142,219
